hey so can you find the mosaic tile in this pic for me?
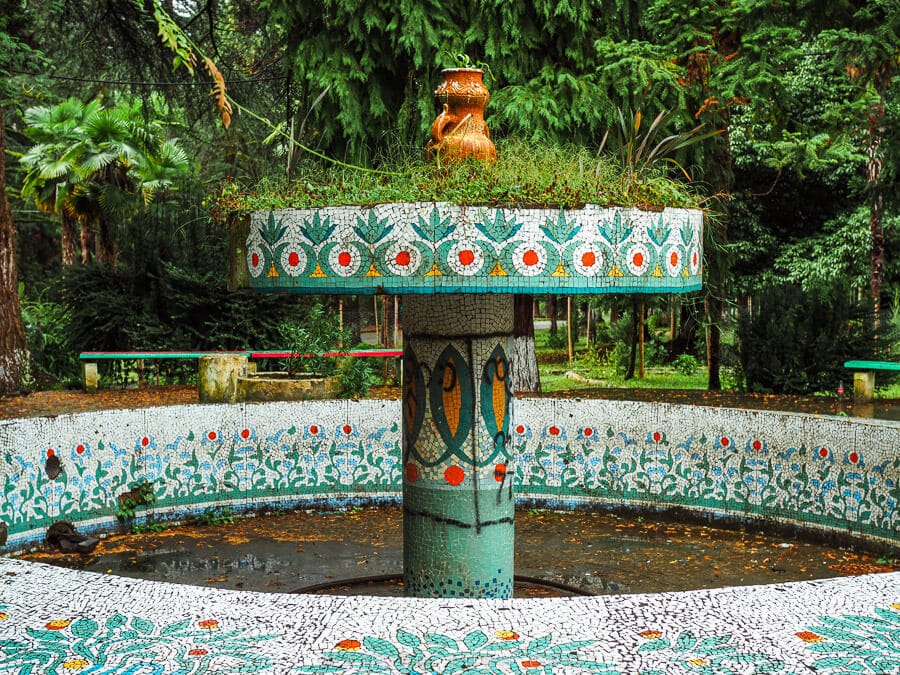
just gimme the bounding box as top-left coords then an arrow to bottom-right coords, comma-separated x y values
247,204 -> 703,295
3,399 -> 900,551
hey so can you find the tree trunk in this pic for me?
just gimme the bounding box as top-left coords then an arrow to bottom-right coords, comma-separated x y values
625,297 -> 638,380
61,211 -> 79,266
0,106 -> 29,395
512,294 -> 540,392
97,215 -> 118,265
867,100 -> 886,320
706,297 -> 722,390
547,294 -> 558,335
81,220 -> 93,264
344,295 -> 362,346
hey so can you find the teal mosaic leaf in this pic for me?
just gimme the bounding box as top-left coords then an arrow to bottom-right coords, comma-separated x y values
413,205 -> 454,241
24,629 -> 66,642
397,629 -> 421,648
295,666 -> 344,673
637,639 -> 670,652
547,640 -> 595,654
130,616 -> 154,634
464,630 -> 488,650
0,639 -> 28,652
475,209 -> 522,242
675,631 -> 697,651
813,626 -> 865,642
109,640 -> 159,654
444,656 -> 477,673
106,614 -> 127,629
363,637 -> 400,659
597,210 -> 632,246
326,650 -> 380,664
354,211 -> 394,244
541,210 -> 581,244
874,607 -> 900,621
647,214 -> 669,246
696,635 -> 732,651
70,617 -> 98,638
425,633 -> 459,649
160,618 -> 193,635
527,634 -> 553,655
301,211 -> 335,245
260,211 -> 288,248
811,656 -> 855,670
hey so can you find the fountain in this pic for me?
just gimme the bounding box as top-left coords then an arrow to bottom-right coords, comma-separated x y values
245,69 -> 702,598
5,72 -> 898,675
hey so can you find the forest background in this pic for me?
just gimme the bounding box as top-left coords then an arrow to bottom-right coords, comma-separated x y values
0,0 -> 897,397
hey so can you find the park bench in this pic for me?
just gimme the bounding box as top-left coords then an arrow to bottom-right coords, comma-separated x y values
79,349 -> 403,391
843,359 -> 900,402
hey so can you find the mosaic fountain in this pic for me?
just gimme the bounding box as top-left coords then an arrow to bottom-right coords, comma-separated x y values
245,68 -> 702,598
3,70 -> 899,674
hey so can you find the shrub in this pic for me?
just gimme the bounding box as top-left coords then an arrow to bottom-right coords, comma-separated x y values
737,282 -> 880,394
672,353 -> 699,376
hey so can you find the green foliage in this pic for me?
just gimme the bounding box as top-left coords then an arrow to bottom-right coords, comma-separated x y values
18,293 -> 79,386
131,518 -> 167,534
737,282 -> 881,394
599,107 -> 720,189
57,263 -> 306,383
20,96 -> 193,235
337,356 -> 373,398
194,507 -> 236,526
672,353 -> 699,376
278,303 -> 345,377
116,481 -> 156,522
219,138 -> 701,213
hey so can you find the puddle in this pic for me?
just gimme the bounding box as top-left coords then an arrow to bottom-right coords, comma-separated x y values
21,506 -> 898,596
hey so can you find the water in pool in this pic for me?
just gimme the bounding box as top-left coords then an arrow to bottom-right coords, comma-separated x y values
22,506 -> 897,597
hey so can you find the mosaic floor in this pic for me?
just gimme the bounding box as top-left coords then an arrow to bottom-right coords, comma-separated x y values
2,556 -> 899,674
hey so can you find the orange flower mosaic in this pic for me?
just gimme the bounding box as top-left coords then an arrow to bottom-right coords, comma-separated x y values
796,631 -> 823,643
62,659 -> 88,670
639,629 -> 662,639
46,619 -> 71,630
198,619 -> 219,630
336,639 -> 361,651
495,630 -> 519,640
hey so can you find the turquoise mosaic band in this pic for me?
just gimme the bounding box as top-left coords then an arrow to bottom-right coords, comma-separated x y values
247,204 -> 703,295
403,484 -> 513,598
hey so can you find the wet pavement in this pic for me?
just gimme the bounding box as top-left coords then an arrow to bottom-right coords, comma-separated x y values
20,506 -> 899,597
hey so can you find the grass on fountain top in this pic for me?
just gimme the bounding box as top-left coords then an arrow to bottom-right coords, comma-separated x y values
216,138 -> 704,214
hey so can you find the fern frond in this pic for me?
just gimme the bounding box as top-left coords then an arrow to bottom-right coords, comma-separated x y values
204,57 -> 233,129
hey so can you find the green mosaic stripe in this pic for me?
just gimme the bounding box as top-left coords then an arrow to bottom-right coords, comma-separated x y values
247,203 -> 703,295
403,482 -> 514,598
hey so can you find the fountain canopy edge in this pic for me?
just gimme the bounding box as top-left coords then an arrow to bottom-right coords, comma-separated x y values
246,202 -> 702,295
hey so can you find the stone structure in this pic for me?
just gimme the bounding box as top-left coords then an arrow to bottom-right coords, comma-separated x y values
247,201 -> 702,598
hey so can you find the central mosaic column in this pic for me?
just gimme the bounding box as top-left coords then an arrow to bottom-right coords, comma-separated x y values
401,294 -> 514,598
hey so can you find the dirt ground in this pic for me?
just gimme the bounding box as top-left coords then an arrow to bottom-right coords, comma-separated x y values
0,384 -> 893,420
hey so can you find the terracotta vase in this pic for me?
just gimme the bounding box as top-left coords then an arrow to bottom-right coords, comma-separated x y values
425,68 -> 497,164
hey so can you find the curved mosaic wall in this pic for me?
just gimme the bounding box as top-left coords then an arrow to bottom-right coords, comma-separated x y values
246,204 -> 703,295
2,398 -> 899,551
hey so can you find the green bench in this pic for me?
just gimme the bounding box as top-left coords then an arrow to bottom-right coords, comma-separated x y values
78,349 -> 404,391
843,360 -> 900,402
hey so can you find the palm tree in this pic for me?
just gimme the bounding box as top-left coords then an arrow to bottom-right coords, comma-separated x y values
20,97 -> 192,265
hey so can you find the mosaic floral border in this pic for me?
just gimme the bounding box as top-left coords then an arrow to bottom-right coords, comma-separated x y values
2,398 -> 899,551
1,557 -> 899,675
246,203 -> 703,295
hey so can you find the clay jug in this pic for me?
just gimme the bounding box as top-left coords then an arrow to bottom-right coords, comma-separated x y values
425,68 -> 497,164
